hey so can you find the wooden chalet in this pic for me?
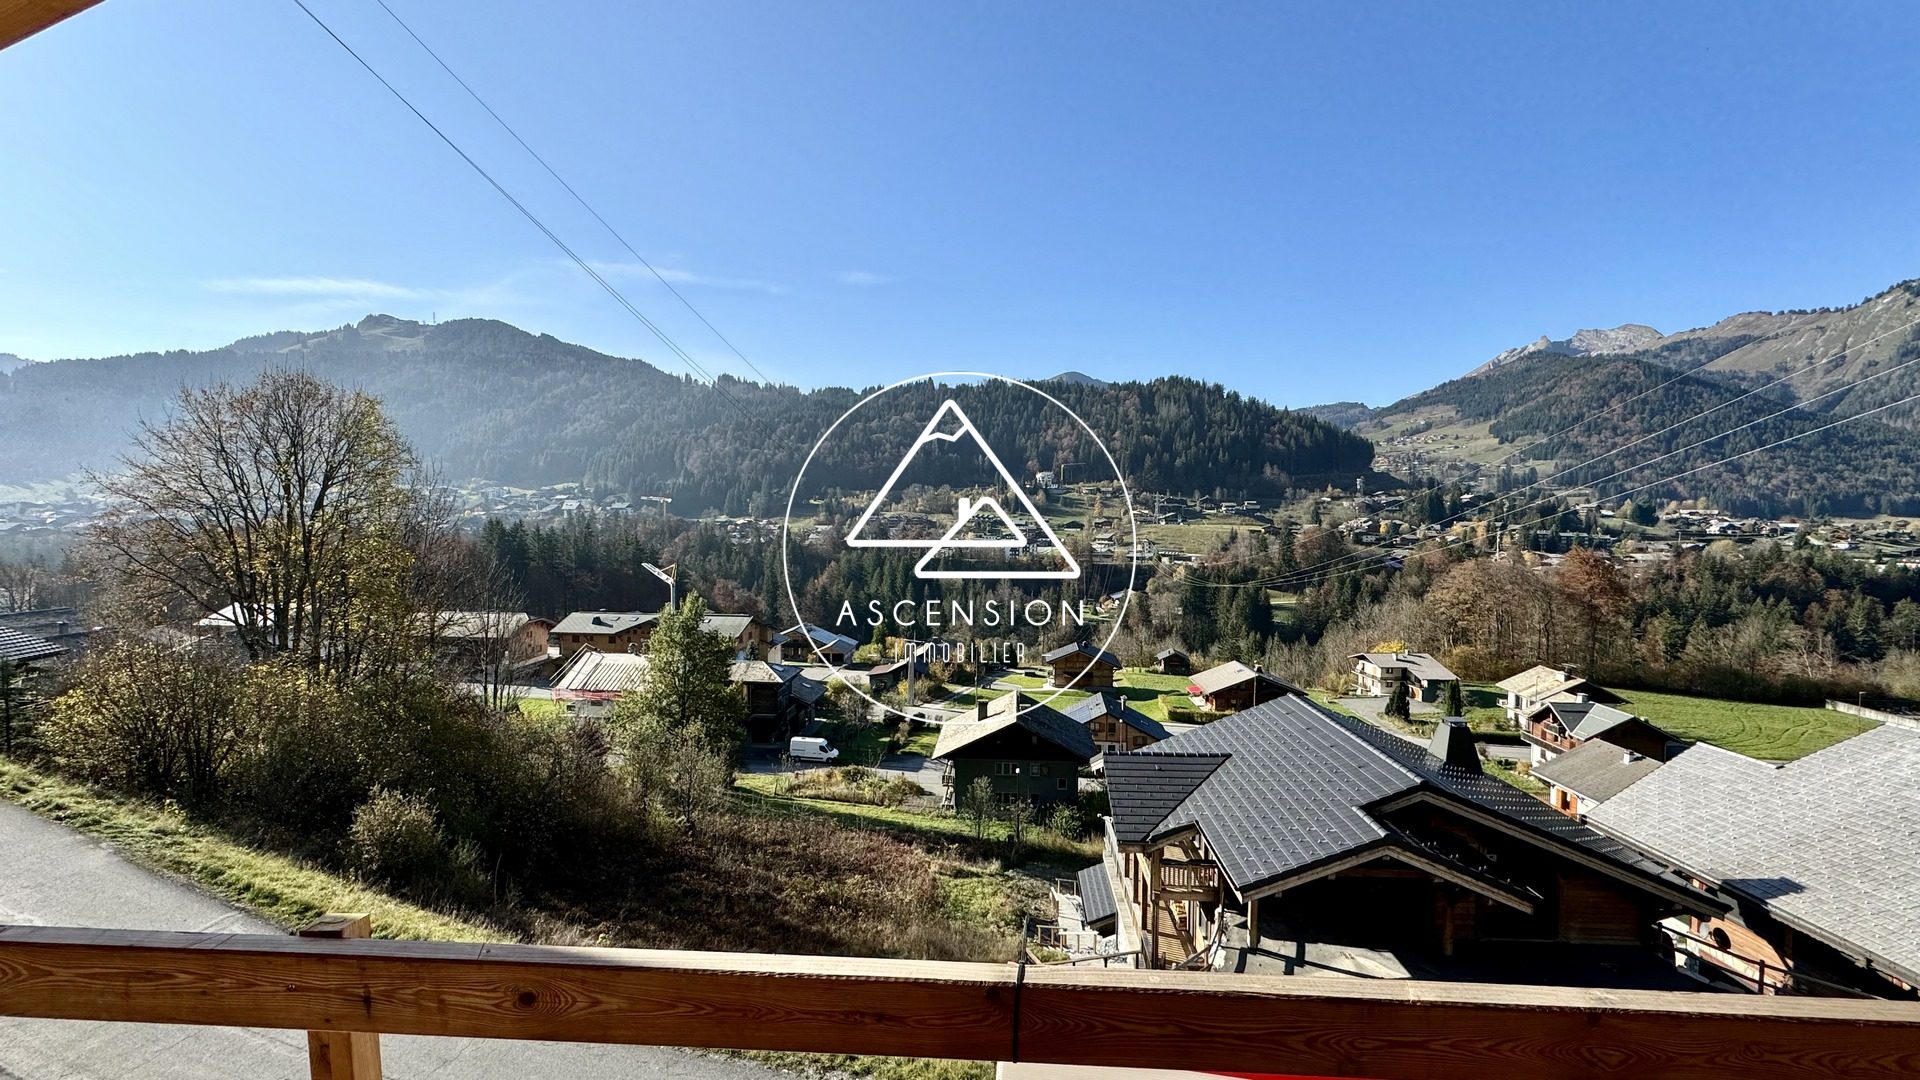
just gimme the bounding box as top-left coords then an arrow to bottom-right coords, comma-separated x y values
1591,726 -> 1920,999
1495,664 -> 1624,725
932,693 -> 1095,806
1042,641 -> 1120,689
1519,698 -> 1677,766
1154,647 -> 1192,676
1095,700 -> 1725,980
1185,660 -> 1301,713
1064,691 -> 1171,757
772,623 -> 858,666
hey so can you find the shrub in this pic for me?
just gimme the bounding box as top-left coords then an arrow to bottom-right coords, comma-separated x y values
347,789 -> 447,888
1045,803 -> 1085,839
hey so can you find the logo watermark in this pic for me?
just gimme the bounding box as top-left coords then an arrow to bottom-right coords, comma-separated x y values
780,373 -> 1137,718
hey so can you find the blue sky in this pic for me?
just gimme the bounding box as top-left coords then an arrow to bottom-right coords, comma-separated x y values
3,1 -> 1917,406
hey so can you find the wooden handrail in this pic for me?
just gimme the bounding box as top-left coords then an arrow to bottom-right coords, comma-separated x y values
1,923 -> 1918,1078
0,0 -> 105,50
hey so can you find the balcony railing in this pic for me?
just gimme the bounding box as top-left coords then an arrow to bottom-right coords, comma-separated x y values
1160,860 -> 1221,895
0,916 -> 1917,1080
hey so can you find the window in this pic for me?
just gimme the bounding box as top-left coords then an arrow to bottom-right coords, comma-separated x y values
1033,764 -> 1050,777
994,762 -> 1017,776
1057,778 -> 1071,791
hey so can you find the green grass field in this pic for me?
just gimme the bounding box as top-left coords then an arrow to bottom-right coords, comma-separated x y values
1613,689 -> 1873,761
998,668 -> 1196,721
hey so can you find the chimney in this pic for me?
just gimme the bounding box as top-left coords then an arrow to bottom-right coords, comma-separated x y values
976,699 -> 989,721
1575,692 -> 1589,704
1427,716 -> 1481,773
1622,749 -> 1643,765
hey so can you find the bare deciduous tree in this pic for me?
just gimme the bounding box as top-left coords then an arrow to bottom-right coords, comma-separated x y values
87,371 -> 454,685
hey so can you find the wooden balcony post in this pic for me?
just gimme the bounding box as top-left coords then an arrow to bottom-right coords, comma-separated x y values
297,914 -> 382,1080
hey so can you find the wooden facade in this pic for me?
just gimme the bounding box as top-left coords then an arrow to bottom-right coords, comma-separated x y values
1046,648 -> 1117,689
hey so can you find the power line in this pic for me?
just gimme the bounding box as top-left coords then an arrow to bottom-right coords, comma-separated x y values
1183,304 -> 1920,588
287,0 -> 749,419
366,0 -> 776,386
1186,389 -> 1920,593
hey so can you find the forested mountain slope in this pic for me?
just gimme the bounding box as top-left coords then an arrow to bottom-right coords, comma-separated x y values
0,315 -> 1372,514
1386,353 -> 1920,516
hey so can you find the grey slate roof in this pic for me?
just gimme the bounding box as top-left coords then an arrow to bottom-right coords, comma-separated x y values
1042,641 -> 1120,667
1063,692 -> 1171,742
1075,863 -> 1117,928
699,613 -> 757,641
552,610 -> 656,636
1533,739 -> 1662,803
0,626 -> 64,664
1588,726 -> 1920,985
1532,700 -> 1664,742
1350,651 -> 1458,683
932,692 -> 1097,762
1187,660 -> 1302,696
1115,695 -> 1698,899
1103,753 -> 1231,843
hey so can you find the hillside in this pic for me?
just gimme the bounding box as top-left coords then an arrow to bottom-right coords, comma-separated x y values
1374,352 -> 1920,516
0,315 -> 1372,514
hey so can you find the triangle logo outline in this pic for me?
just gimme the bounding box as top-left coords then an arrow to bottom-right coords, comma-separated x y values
914,493 -> 1082,580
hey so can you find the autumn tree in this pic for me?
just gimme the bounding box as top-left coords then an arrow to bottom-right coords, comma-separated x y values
1554,549 -> 1631,673
86,371 -> 458,685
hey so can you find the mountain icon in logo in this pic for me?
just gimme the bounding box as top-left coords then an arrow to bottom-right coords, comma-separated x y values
844,399 -> 1080,580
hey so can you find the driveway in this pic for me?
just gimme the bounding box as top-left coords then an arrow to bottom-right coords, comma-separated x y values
0,800 -> 790,1079
740,750 -> 947,796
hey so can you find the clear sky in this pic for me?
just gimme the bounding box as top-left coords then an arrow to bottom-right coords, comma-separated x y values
3,0 -> 1916,406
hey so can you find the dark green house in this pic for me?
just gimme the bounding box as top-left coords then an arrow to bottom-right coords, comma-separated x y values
933,692 -> 1096,806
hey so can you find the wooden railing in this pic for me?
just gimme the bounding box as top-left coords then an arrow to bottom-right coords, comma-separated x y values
1160,860 -> 1220,895
1,918 -> 1918,1079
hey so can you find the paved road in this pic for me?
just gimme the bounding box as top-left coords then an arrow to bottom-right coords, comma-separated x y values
741,750 -> 947,796
0,800 -> 789,1080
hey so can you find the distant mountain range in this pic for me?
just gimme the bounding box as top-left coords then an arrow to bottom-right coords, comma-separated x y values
0,353 -> 32,376
0,315 -> 1372,515
1467,324 -> 1665,376
1311,279 -> 1920,516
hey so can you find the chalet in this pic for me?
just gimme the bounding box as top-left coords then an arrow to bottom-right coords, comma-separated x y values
550,648 -> 650,719
772,623 -> 858,667
696,612 -> 770,661
1348,651 -> 1459,702
1186,661 -> 1302,713
425,610 -> 551,670
1065,692 -> 1171,757
1520,698 -> 1677,766
1154,648 -> 1192,676
1590,728 -> 1920,998
1043,642 -> 1120,689
731,660 -> 826,743
551,611 -> 654,657
1495,665 -> 1623,725
1095,700 -> 1723,977
0,625 -> 64,669
932,692 -> 1096,806
551,648 -> 819,737
551,609 -> 769,661
1531,738 -> 1662,819
0,607 -> 94,654
866,641 -> 935,694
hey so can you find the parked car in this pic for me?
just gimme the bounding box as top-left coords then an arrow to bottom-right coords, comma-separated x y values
788,736 -> 839,763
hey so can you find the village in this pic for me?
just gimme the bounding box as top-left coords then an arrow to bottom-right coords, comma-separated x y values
8,546 -> 1914,1006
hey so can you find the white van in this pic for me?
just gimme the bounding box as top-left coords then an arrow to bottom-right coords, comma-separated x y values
788,736 -> 839,763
